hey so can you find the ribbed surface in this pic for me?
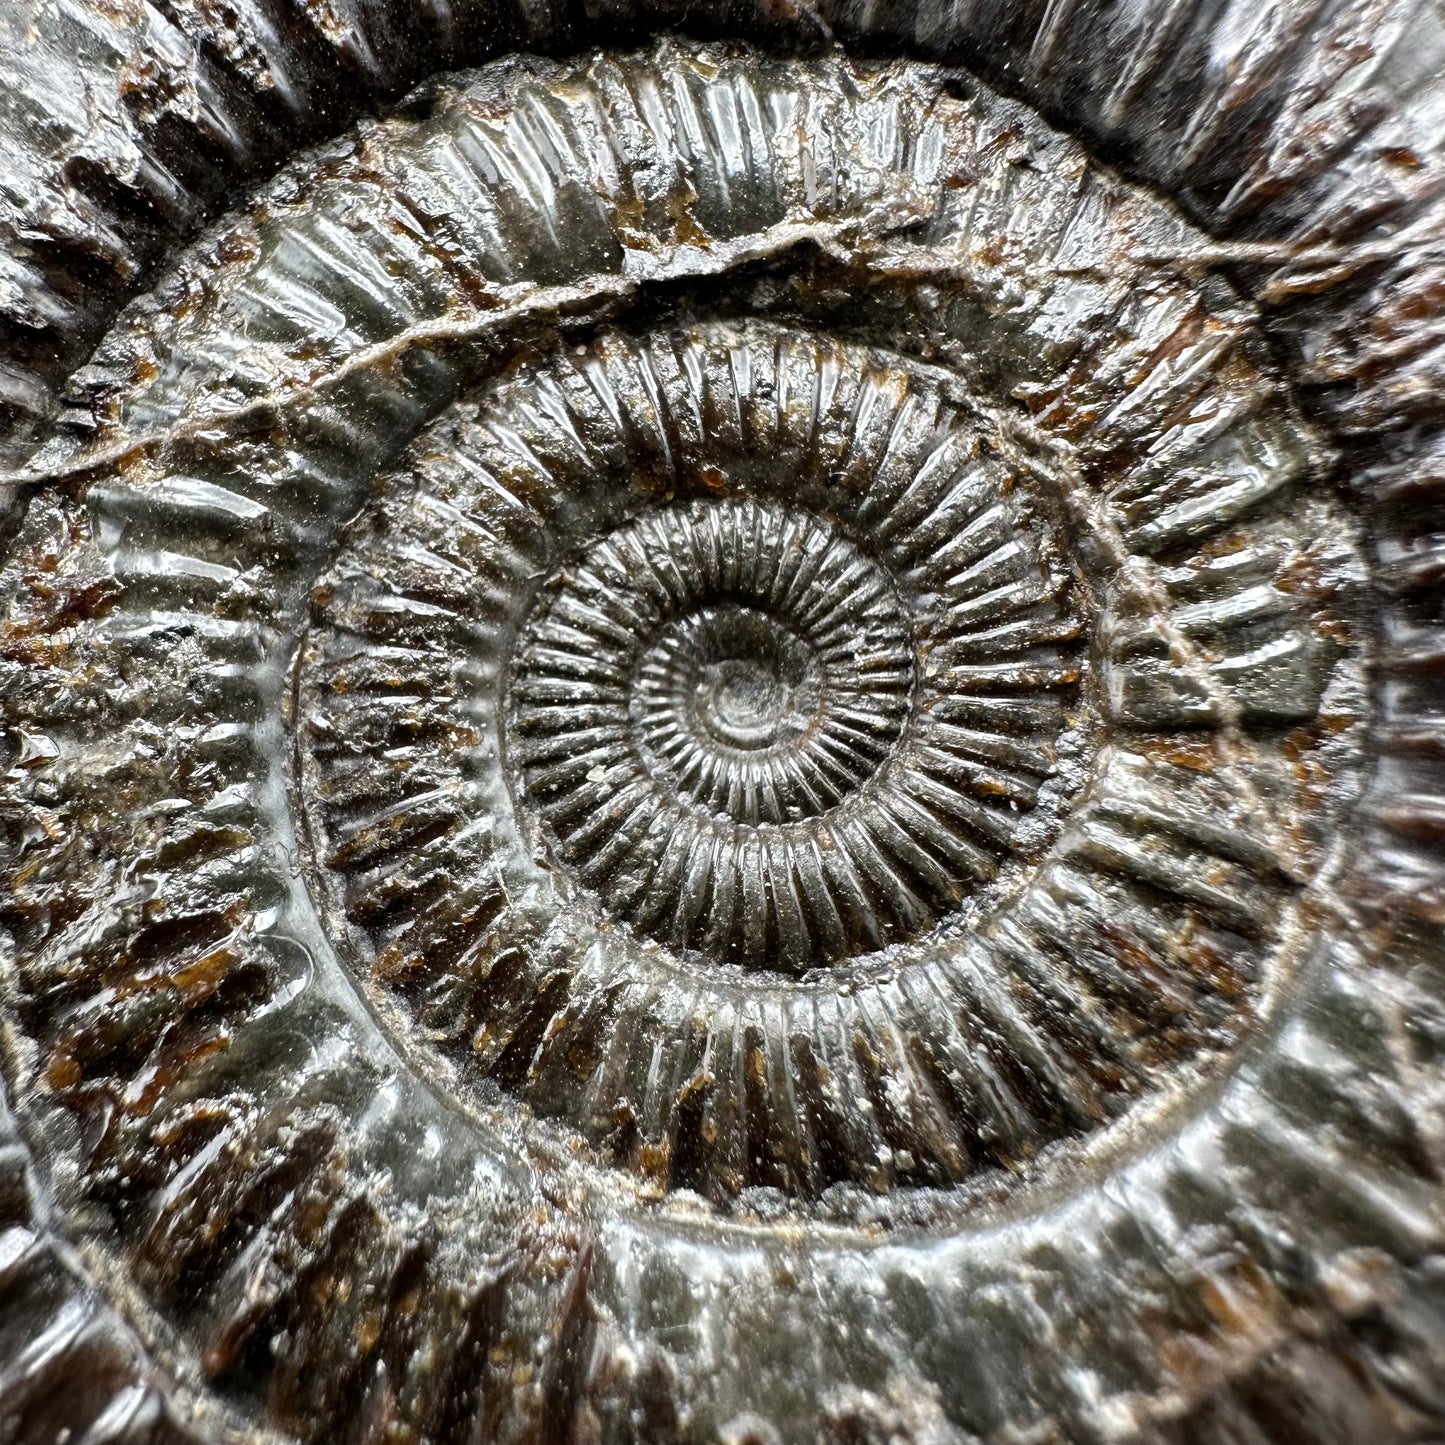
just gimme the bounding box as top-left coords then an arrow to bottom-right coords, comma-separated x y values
0,12 -> 1437,1445
294,312 -> 1347,1204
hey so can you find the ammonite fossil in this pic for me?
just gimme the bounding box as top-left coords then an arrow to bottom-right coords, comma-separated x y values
0,4 -> 1442,1443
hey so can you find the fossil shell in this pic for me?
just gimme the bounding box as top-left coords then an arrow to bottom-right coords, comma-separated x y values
0,6 -> 1442,1445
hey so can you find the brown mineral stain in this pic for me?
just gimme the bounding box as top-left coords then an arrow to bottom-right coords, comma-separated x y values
171,942 -> 243,1005
664,190 -> 712,251
354,1309 -> 383,1354
1135,736 -> 1221,771
45,1053 -> 83,1091
638,1137 -> 672,1182
1153,1256 -> 1292,1392
126,1034 -> 232,1116
218,230 -> 261,266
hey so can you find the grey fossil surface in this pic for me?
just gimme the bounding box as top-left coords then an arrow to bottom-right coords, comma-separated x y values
0,4 -> 1442,1445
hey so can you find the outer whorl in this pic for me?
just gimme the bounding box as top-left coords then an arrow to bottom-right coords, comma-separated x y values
0,8 -> 1441,1445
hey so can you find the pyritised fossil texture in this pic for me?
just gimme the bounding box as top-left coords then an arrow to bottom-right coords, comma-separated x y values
0,4 -> 1442,1445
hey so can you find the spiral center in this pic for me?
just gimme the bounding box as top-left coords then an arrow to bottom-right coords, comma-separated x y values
697,616 -> 818,747
515,502 -> 914,850
707,658 -> 784,739
639,605 -> 822,753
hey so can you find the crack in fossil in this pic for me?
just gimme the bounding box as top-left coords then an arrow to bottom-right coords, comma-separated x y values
1,211 -> 933,491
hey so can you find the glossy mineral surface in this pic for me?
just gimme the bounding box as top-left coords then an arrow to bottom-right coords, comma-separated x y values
295,313 -> 1358,1210
0,6 -> 1443,1445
